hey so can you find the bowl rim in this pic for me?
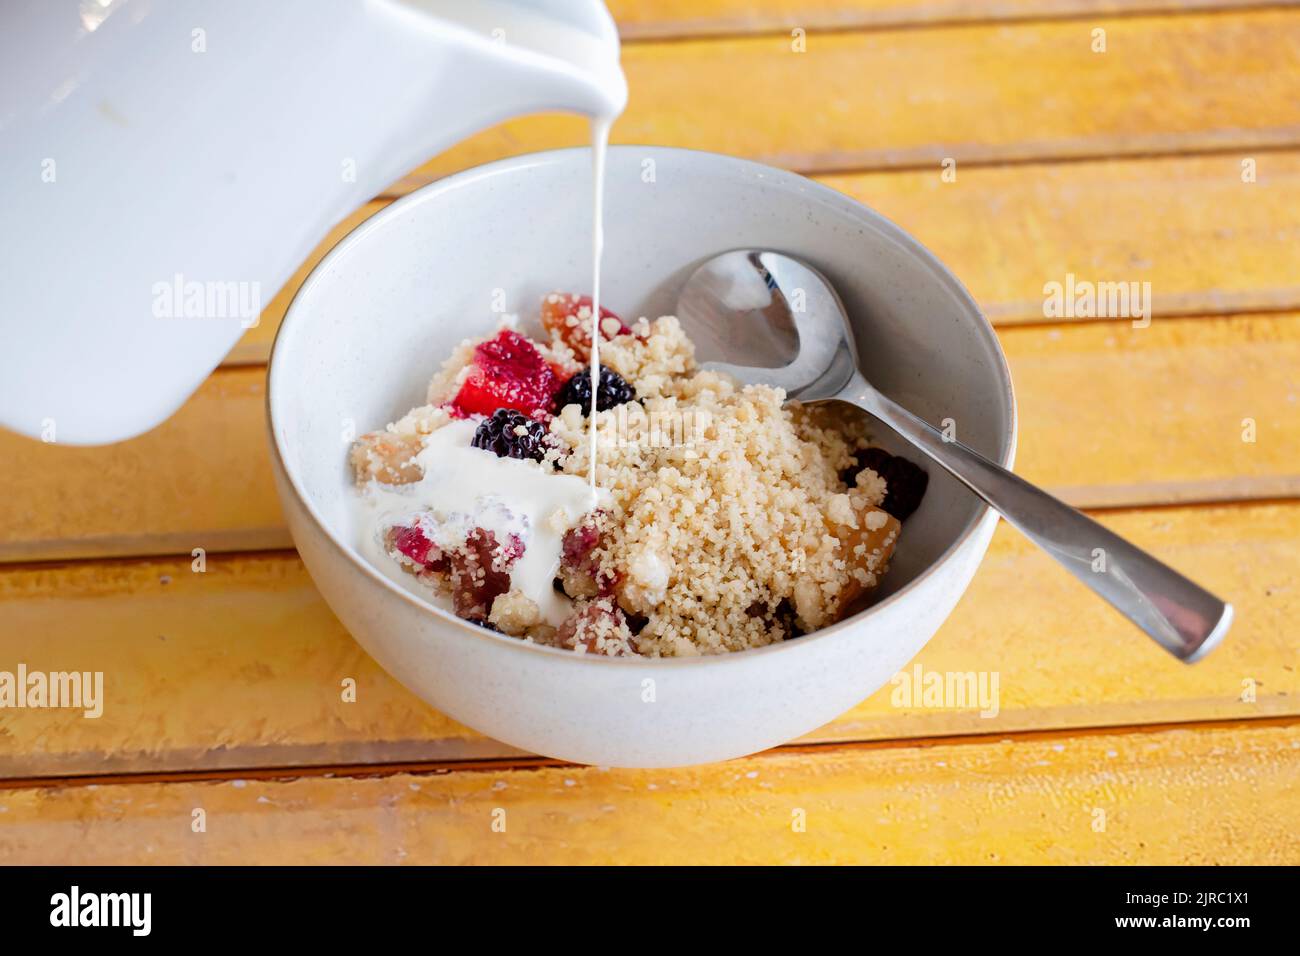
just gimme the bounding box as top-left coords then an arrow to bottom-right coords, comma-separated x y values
267,144 -> 1018,669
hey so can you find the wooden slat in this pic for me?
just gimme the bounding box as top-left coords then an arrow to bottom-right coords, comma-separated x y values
4,314 -> 1291,562
235,151 -> 1300,363
1,501 -> 1295,777
1002,314 -> 1300,505
609,0 -> 1272,39
387,10 -> 1300,188
1,721 -> 1296,863
825,152 -> 1300,324
0,369 -> 288,564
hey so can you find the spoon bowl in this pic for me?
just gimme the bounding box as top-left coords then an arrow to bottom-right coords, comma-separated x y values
677,249 -> 857,398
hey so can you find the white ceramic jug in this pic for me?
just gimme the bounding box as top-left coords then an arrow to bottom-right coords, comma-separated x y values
0,0 -> 625,444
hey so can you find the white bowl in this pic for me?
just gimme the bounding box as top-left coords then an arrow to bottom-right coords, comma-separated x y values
268,147 -> 1016,767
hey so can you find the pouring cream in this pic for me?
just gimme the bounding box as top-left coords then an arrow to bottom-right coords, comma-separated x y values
586,115 -> 614,499
351,0 -> 627,620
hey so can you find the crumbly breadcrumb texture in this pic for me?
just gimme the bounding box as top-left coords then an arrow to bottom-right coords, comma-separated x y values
425,337 -> 482,406
546,316 -> 894,656
489,589 -> 542,636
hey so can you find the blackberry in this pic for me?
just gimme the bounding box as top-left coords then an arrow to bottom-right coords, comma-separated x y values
774,598 -> 805,641
471,408 -> 548,462
553,365 -> 635,415
843,447 -> 929,521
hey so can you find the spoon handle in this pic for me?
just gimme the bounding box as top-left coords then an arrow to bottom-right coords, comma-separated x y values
841,379 -> 1232,662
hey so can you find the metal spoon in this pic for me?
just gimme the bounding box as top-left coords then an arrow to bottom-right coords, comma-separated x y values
676,249 -> 1232,662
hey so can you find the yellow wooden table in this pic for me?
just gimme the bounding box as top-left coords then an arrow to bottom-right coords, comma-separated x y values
1,1 -> 1297,864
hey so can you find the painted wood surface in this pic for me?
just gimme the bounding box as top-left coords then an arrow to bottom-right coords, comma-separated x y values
0,722 -> 1294,864
1,1 -> 1295,865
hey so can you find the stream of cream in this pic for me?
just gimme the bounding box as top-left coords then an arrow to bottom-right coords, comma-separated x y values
586,116 -> 612,500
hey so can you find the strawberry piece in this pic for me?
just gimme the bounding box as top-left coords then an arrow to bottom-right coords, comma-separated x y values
562,517 -> 601,565
390,525 -> 434,564
557,511 -> 619,598
451,329 -> 561,418
555,597 -> 634,656
446,528 -> 524,622
385,523 -> 447,570
541,292 -> 632,359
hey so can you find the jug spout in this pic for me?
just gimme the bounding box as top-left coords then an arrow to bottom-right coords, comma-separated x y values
0,0 -> 626,445
405,0 -> 628,118
371,0 -> 629,197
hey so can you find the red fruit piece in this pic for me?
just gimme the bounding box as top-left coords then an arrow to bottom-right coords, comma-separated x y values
562,517 -> 601,564
451,329 -> 560,418
541,292 -> 632,360
446,527 -> 524,622
389,524 -> 436,565
555,597 -> 634,656
557,511 -> 619,599
382,528 -> 449,572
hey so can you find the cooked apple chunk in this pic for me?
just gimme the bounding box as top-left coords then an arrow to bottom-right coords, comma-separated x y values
350,431 -> 425,486
832,501 -> 901,618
